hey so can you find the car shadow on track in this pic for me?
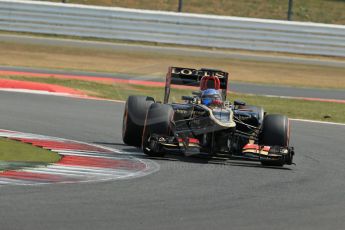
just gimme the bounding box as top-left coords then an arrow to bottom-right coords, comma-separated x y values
100,143 -> 293,171
150,154 -> 292,171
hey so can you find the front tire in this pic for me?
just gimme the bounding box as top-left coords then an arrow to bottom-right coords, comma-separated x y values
142,103 -> 174,157
122,95 -> 154,147
259,114 -> 290,166
260,114 -> 289,147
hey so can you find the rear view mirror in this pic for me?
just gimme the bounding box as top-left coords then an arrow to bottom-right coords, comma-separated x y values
182,96 -> 194,101
234,100 -> 246,106
192,91 -> 201,96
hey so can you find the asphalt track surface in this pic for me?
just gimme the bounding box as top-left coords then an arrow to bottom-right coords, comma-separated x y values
1,65 -> 345,100
1,91 -> 345,230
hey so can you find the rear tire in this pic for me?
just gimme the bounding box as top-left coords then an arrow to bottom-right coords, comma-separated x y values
143,103 -> 174,157
259,114 -> 290,166
122,95 -> 154,147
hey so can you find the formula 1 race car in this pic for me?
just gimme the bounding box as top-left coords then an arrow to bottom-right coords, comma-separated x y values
122,67 -> 294,166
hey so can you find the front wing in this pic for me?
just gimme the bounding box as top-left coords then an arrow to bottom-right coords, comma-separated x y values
147,135 -> 294,166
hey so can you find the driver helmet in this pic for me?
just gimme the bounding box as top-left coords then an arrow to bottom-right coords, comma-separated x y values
201,89 -> 222,106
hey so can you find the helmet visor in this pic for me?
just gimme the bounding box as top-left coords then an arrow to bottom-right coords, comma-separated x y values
202,98 -> 213,106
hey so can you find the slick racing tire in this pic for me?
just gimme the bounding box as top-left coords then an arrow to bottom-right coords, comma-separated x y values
239,105 -> 265,127
142,103 -> 174,157
259,114 -> 290,166
260,114 -> 289,147
122,95 -> 154,147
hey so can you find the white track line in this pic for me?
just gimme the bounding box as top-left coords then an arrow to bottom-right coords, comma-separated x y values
0,88 -> 124,103
53,150 -> 119,159
26,167 -> 115,177
0,88 -> 75,96
0,178 -> 36,185
51,164 -> 133,174
290,118 -> 345,126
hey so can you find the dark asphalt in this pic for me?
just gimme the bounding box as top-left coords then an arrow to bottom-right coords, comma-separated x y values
1,65 -> 344,100
1,91 -> 345,230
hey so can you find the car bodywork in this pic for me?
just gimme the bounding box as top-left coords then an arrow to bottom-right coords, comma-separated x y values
125,67 -> 295,166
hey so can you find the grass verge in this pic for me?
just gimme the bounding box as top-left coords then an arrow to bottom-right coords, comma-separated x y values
0,137 -> 61,163
2,75 -> 345,123
0,40 -> 344,89
47,0 -> 345,25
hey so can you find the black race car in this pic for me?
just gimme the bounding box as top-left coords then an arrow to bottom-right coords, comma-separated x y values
122,67 -> 294,166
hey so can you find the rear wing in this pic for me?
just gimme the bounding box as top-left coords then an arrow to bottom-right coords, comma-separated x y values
164,66 -> 229,103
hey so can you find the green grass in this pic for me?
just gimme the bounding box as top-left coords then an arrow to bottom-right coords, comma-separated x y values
2,75 -> 345,123
45,0 -> 345,25
0,137 -> 61,163
1,37 -> 344,90
233,94 -> 345,123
